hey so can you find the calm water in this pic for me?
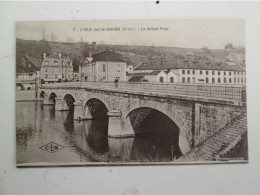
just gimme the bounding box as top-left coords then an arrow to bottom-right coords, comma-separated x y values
16,102 -> 181,165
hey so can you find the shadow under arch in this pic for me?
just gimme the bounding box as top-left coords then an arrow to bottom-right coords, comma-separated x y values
84,98 -> 109,120
39,91 -> 45,100
63,94 -> 76,111
49,92 -> 57,105
126,106 -> 188,158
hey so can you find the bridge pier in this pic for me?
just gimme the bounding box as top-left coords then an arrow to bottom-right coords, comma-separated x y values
54,97 -> 69,111
107,110 -> 135,138
43,94 -> 54,105
74,101 -> 84,120
84,108 -> 93,120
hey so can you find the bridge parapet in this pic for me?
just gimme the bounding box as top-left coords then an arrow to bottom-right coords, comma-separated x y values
40,81 -> 246,106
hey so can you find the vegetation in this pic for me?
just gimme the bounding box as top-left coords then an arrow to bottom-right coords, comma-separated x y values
16,38 -> 246,72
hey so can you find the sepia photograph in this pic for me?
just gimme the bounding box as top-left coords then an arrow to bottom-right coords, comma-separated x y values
16,19 -> 247,167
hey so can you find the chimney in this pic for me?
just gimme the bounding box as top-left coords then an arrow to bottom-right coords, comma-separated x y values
58,52 -> 62,58
89,52 -> 92,58
43,52 -> 46,59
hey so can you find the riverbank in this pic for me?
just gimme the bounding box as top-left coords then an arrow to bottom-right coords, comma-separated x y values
16,90 -> 37,101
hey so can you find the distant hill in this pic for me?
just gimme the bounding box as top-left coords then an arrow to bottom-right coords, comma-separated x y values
16,39 -> 246,73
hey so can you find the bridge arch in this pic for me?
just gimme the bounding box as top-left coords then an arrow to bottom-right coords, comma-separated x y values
125,102 -> 192,154
39,91 -> 45,100
49,92 -> 57,104
63,94 -> 76,111
84,98 -> 108,119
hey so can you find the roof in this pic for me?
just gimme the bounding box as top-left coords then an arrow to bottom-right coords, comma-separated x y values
42,52 -> 71,66
91,50 -> 126,62
135,59 -> 245,72
46,52 -> 67,59
17,55 -> 40,73
127,70 -> 162,76
129,76 -> 144,82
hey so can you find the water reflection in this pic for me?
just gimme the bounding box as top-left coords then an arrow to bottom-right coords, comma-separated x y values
16,102 -> 181,164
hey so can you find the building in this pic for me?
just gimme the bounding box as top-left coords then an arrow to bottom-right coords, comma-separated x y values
127,70 -> 168,82
80,49 -> 127,82
132,59 -> 246,85
72,72 -> 80,81
16,55 -> 41,90
40,52 -> 73,83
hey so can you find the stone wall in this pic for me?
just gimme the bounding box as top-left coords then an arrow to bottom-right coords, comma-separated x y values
194,102 -> 245,146
16,90 -> 36,101
39,87 -> 246,154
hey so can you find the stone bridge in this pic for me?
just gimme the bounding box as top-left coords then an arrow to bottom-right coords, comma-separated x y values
39,82 -> 246,155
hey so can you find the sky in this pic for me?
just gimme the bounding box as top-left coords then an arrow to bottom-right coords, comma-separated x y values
16,19 -> 245,49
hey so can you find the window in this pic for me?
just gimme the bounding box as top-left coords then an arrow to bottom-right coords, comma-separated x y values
170,77 -> 174,83
206,71 -> 209,75
234,72 -> 236,75
245,78 -> 246,83
45,67 -> 47,72
159,77 -> 164,82
212,71 -> 215,75
182,70 -> 185,74
187,70 -> 190,75
229,71 -> 231,76
45,61 -> 49,65
192,70 -> 195,74
103,64 -> 106,72
229,78 -> 232,83
117,64 -> 121,72
224,71 -> 226,75
238,72 -> 240,75
182,77 -> 185,83
218,78 -> 221,83
187,77 -> 190,83
234,77 -> 236,83
45,74 -> 47,78
218,71 -> 221,75
238,78 -> 240,83
224,78 -> 226,83
55,74 -> 57,79
192,77 -> 195,83
29,73 -> 33,77
200,70 -> 203,75
212,78 -> 215,83
206,78 -> 209,83
241,78 -> 243,83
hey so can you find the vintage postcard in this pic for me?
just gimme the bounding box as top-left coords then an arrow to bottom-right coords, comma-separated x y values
16,19 -> 247,167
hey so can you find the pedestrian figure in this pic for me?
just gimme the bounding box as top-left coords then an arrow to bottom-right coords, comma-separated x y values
114,77 -> 119,88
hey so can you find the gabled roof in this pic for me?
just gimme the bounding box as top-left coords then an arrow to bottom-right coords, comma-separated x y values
17,55 -> 40,73
91,50 -> 126,62
46,52 -> 67,59
42,52 -> 71,66
135,59 -> 245,72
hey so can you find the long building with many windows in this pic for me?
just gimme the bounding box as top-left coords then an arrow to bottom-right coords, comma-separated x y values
131,59 -> 246,85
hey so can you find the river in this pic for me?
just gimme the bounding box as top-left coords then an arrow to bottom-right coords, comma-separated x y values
16,102 -> 181,165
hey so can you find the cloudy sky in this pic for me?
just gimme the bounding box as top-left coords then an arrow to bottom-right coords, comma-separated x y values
16,19 -> 245,49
